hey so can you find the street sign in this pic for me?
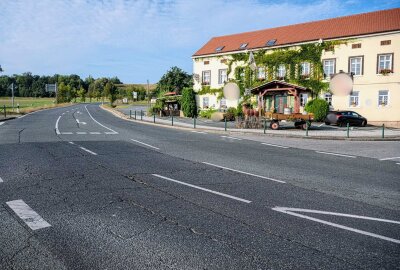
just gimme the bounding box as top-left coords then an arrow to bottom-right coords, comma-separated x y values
46,84 -> 57,93
132,91 -> 137,100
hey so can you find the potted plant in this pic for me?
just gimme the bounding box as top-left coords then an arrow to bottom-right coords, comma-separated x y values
379,69 -> 393,75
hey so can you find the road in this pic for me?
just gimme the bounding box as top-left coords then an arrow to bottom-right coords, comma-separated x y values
0,103 -> 399,269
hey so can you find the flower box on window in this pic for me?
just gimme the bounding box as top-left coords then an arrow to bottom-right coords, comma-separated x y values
379,69 -> 393,75
300,74 -> 310,80
201,82 -> 210,85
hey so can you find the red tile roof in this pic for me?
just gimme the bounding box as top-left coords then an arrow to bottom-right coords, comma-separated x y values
193,8 -> 400,57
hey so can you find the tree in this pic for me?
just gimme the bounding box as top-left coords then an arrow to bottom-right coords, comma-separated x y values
155,66 -> 192,96
181,87 -> 197,117
77,87 -> 86,102
104,81 -> 117,106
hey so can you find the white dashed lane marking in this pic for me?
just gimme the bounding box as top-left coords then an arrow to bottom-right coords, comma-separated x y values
203,162 -> 286,184
220,136 -> 242,140
6,200 -> 51,230
130,139 -> 160,150
261,143 -> 289,149
79,146 -> 97,155
152,174 -> 251,204
315,151 -> 356,158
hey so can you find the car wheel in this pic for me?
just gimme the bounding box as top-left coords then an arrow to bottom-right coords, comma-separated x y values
361,120 -> 367,127
325,122 -> 330,125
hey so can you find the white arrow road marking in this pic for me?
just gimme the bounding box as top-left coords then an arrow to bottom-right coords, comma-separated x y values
55,116 -> 61,134
0,176 -> 3,183
76,119 -> 86,125
152,174 -> 251,203
6,200 -> 51,230
0,122 -> 4,126
273,207 -> 400,244
85,105 -> 118,134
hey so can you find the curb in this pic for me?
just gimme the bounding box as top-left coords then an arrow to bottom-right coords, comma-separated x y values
0,117 -> 17,122
100,105 -> 400,141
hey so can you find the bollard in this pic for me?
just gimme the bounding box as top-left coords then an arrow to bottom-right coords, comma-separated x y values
140,110 -> 143,121
3,105 -> 6,118
129,110 -> 132,119
134,110 -> 137,120
263,119 -> 266,134
305,122 -> 308,137
171,115 -> 174,126
346,122 -> 350,138
153,114 -> 156,123
382,124 -> 385,139
224,117 -> 227,131
194,117 -> 196,129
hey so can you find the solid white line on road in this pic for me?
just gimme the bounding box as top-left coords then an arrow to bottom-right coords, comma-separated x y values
273,207 -> 400,244
61,132 -> 73,135
191,131 -> 207,134
220,136 -> 242,140
315,151 -> 356,158
79,146 -> 97,155
6,200 -> 51,230
0,176 -> 3,183
85,105 -> 118,134
261,143 -> 289,149
90,132 -> 101,134
152,174 -> 252,203
18,111 -> 37,119
105,132 -> 118,134
68,141 -> 75,145
379,157 -> 400,161
203,162 -> 286,184
397,163 -> 400,165
55,116 -> 61,134
76,132 -> 87,134
130,139 -> 160,150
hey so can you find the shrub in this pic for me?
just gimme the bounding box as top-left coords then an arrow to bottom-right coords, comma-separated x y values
181,87 -> 198,117
236,104 -> 243,117
224,107 -> 237,121
304,98 -> 329,121
199,108 -> 217,119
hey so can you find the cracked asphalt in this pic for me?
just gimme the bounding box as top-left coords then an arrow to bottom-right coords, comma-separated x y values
0,103 -> 399,269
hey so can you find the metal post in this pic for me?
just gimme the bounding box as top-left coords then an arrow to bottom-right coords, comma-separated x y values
129,110 -> 132,119
305,122 -> 308,137
140,110 -> 143,121
11,83 -> 14,111
194,117 -> 196,129
134,110 -> 137,120
382,124 -> 385,139
346,122 -> 350,138
171,115 -> 174,126
224,117 -> 227,131
3,105 -> 6,118
153,114 -> 155,123
263,119 -> 266,134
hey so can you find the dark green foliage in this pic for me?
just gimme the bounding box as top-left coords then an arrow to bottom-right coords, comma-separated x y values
181,87 -> 197,117
199,108 -> 217,119
224,107 -> 237,121
154,66 -> 192,96
104,82 -> 118,105
305,98 -> 329,121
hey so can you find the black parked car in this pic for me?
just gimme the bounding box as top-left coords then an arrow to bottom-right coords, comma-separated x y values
325,111 -> 367,127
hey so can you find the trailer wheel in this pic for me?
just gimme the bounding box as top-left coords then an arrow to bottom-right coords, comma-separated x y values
270,121 -> 280,130
301,121 -> 311,130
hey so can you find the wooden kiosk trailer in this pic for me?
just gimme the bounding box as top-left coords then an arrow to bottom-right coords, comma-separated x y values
251,80 -> 314,130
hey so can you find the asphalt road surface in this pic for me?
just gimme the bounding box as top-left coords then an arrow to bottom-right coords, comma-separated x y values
0,104 -> 399,270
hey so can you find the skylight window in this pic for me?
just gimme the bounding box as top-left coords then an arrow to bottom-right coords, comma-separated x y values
239,43 -> 248,49
266,39 -> 277,46
215,46 -> 225,52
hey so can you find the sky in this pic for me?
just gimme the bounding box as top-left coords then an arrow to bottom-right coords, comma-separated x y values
0,0 -> 398,83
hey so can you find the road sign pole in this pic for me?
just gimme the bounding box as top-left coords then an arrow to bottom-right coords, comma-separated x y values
140,110 -> 143,121
153,114 -> 155,123
171,115 -> 174,126
347,123 -> 350,138
134,110 -> 137,120
382,124 -> 385,139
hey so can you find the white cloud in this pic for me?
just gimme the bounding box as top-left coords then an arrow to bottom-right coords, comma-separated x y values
0,0 -> 358,81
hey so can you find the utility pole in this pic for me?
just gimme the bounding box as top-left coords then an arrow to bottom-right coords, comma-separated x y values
11,83 -> 14,111
147,79 -> 150,109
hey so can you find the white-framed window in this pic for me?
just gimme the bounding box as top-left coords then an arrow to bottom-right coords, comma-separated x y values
257,67 -> 266,80
324,93 -> 332,105
202,70 -> 211,85
220,98 -> 227,109
277,64 -> 286,78
300,93 -> 308,107
349,56 -> 363,75
218,69 -> 227,84
349,91 -> 359,107
323,59 -> 336,78
378,90 -> 389,106
301,62 -> 310,76
377,53 -> 393,73
202,97 -> 209,109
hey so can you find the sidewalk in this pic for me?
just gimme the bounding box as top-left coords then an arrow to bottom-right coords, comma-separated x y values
108,106 -> 400,140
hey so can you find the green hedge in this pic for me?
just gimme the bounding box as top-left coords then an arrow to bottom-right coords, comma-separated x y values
304,98 -> 329,121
